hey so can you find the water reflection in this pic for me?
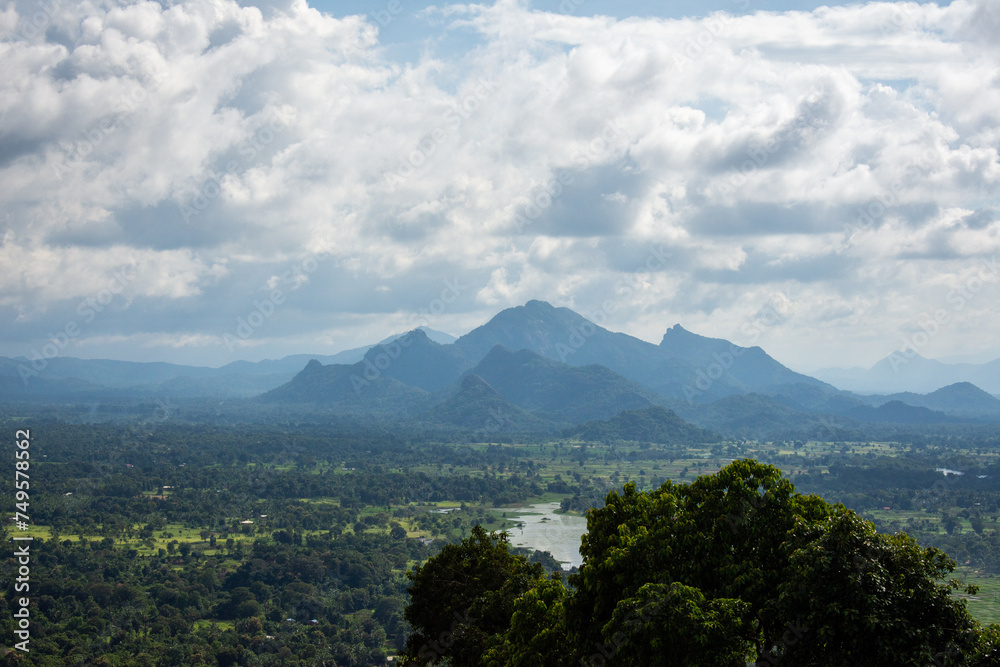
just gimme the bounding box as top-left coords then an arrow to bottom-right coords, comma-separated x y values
505,501 -> 587,570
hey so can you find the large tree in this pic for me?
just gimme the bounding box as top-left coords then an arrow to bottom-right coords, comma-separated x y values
566,458 -> 836,661
405,460 -> 998,666
403,526 -> 545,666
565,459 -> 987,665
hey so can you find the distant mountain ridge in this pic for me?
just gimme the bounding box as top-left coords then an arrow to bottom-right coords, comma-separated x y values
0,327 -> 456,399
358,329 -> 467,392
452,300 -> 833,402
872,382 -> 1000,419
262,340 -> 666,425
814,352 -> 1000,394
260,358 -> 433,416
0,302 -> 842,405
570,406 -> 718,444
424,374 -> 550,432
253,299 -> 844,426
464,345 -> 661,423
4,301 -> 999,434
845,400 -> 961,425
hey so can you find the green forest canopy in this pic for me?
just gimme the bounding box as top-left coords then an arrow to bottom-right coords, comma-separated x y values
404,460 -> 1000,666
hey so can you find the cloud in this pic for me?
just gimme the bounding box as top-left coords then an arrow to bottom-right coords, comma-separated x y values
1,0 -> 998,368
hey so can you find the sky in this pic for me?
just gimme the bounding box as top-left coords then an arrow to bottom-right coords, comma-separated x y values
1,0 -> 998,373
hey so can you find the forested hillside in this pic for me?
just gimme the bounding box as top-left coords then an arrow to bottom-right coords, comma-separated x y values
4,406 -> 1000,664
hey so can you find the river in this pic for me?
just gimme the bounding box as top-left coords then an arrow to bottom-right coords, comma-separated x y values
505,501 -> 588,570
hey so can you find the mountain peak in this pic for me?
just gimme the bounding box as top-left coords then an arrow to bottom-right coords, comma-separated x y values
660,324 -> 732,351
367,328 -> 434,359
452,302 -> 596,363
461,373 -> 499,394
358,328 -> 468,392
870,350 -> 936,370
467,342 -> 659,423
427,373 -> 544,431
479,344 -> 532,365
935,381 -> 979,393
376,326 -> 457,347
404,327 -> 429,341
660,324 -> 691,341
572,406 -> 718,445
925,382 -> 1000,410
377,327 -> 423,346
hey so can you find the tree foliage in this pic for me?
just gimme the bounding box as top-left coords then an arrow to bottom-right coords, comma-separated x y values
406,460 -> 1000,665
403,526 -> 544,666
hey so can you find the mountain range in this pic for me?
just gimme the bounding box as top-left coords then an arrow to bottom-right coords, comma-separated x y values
0,327 -> 457,400
814,352 -> 1000,395
3,301 -> 999,438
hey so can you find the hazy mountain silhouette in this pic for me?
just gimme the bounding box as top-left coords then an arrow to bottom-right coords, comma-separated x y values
874,382 -> 1000,418
845,400 -> 962,425
570,406 -> 718,444
355,329 -> 468,392
466,345 -> 661,423
260,358 -> 432,415
453,300 -> 831,402
675,393 -> 821,437
5,302 -> 998,438
815,353 -> 1000,394
424,374 -> 551,431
